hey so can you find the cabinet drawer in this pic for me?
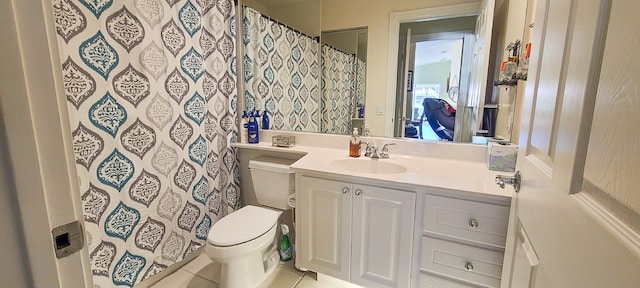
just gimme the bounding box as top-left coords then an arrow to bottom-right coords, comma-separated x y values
423,194 -> 509,247
420,237 -> 503,288
419,273 -> 478,288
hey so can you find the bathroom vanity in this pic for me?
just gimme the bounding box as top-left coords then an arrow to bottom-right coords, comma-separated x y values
234,132 -> 512,288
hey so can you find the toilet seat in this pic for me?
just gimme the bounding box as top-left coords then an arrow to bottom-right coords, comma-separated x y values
208,205 -> 281,247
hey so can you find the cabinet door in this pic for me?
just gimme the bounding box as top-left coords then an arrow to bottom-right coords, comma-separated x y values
351,184 -> 415,288
507,224 -> 538,288
297,176 -> 352,280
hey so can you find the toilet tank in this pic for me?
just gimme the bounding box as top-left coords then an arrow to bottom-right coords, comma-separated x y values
248,156 -> 296,210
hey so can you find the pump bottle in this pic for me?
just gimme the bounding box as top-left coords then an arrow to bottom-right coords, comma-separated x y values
349,128 -> 361,157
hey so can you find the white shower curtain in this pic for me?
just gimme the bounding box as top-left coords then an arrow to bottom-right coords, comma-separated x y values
52,0 -> 239,286
243,6 -> 320,132
321,44 -> 355,134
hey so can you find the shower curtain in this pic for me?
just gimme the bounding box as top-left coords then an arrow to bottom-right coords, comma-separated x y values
52,0 -> 239,286
243,6 -> 320,132
355,58 -> 366,111
321,44 -> 355,134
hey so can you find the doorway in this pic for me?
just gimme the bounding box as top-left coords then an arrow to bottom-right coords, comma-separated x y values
411,38 -> 463,141
392,16 -> 476,140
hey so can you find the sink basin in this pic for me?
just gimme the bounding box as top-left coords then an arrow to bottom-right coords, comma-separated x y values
331,158 -> 407,174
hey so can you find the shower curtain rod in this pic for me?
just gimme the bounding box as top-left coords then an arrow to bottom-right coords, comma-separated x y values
243,5 -> 320,43
321,42 -> 356,58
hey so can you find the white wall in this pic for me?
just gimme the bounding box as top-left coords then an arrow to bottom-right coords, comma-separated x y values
449,39 -> 464,94
0,112 -> 32,288
245,0 -> 321,37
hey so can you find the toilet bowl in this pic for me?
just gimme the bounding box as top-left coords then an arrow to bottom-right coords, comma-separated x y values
206,156 -> 296,288
206,205 -> 282,288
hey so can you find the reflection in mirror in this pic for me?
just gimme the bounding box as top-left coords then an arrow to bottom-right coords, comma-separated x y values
320,28 -> 368,135
239,1 -> 529,145
242,4 -> 321,132
393,17 -> 476,142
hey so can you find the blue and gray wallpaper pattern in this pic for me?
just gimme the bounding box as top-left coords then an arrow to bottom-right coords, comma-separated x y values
52,0 -> 239,286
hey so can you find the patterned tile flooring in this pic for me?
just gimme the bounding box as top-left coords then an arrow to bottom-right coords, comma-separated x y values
151,254 -> 335,288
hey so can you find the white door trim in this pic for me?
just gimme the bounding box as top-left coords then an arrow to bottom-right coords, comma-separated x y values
0,0 -> 91,287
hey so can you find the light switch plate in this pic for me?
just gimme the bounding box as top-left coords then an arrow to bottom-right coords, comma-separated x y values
375,106 -> 384,115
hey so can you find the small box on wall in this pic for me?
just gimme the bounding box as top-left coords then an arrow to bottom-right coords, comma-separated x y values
486,142 -> 518,172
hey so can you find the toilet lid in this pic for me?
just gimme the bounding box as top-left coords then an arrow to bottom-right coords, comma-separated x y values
208,205 -> 281,247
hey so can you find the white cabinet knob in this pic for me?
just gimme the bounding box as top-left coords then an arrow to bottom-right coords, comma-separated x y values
355,188 -> 362,196
342,187 -> 350,194
465,262 -> 474,271
469,218 -> 479,228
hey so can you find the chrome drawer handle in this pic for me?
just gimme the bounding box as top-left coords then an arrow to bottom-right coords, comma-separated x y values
465,262 -> 474,271
355,188 -> 362,196
469,219 -> 479,228
342,187 -> 350,195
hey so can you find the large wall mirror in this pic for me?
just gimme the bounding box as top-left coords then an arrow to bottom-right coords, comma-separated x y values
240,0 -> 528,144
321,28 -> 368,134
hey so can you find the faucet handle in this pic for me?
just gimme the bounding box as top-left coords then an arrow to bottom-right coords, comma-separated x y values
381,143 -> 396,151
363,142 -> 376,158
380,143 -> 396,159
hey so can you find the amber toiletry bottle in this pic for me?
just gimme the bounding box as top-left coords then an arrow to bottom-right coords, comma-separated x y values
349,128 -> 361,157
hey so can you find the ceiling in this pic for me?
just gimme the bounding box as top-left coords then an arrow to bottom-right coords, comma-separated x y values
414,39 -> 463,67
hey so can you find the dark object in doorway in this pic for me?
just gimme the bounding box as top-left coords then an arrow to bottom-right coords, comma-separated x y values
420,98 -> 455,141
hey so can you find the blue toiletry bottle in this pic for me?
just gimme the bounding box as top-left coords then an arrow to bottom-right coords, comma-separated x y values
248,111 -> 259,144
262,110 -> 270,130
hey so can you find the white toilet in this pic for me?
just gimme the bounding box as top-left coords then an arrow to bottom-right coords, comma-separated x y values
206,156 -> 296,288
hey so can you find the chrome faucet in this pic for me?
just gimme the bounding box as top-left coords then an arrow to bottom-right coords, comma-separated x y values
363,142 -> 379,158
363,142 -> 396,159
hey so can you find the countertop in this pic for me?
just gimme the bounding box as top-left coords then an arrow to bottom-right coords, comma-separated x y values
233,141 -> 513,201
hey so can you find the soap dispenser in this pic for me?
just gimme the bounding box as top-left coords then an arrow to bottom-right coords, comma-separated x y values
349,127 -> 361,157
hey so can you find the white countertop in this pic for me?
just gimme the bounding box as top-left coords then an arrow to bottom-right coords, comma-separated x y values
233,141 -> 513,201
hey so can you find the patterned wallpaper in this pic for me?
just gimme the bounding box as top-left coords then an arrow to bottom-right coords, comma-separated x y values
52,0 -> 239,286
243,6 -> 320,132
321,44 -> 355,135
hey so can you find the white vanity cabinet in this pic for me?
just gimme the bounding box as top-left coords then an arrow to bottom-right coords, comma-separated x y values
417,193 -> 510,288
296,175 -> 416,288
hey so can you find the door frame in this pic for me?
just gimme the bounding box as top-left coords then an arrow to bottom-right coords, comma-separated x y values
385,3 -> 480,137
0,1 -> 91,287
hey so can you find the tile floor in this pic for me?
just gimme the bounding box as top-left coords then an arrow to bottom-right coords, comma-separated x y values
150,254 -> 334,288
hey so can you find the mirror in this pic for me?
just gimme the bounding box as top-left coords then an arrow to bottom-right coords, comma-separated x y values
320,28 -> 368,135
392,17 -> 476,142
240,0 -> 526,143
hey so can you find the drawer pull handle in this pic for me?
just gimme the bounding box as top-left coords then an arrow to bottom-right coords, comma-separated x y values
465,262 -> 474,272
355,188 -> 362,196
342,187 -> 350,195
469,219 -> 479,228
